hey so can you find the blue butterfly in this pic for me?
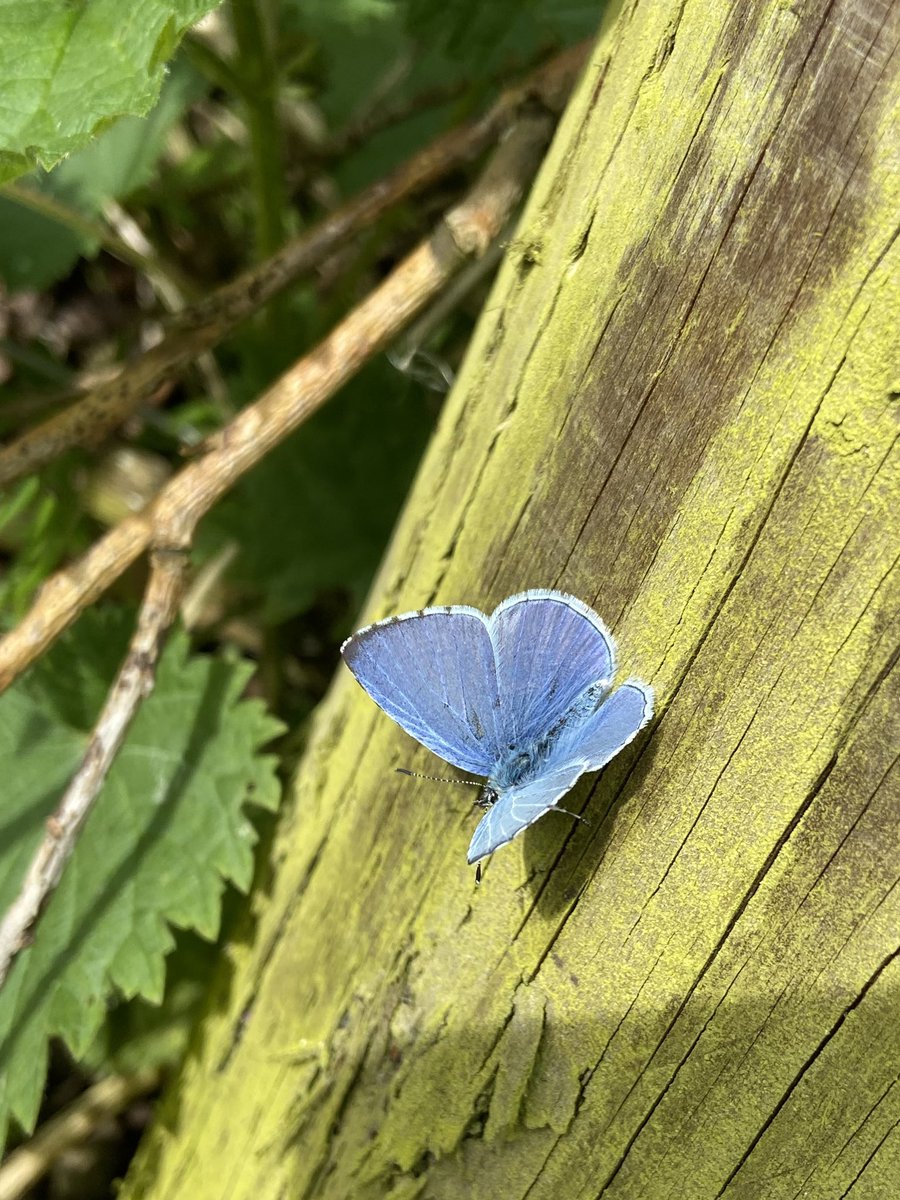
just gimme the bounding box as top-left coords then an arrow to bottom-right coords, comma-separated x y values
341,589 -> 653,865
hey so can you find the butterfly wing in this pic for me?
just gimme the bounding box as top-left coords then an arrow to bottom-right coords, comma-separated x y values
467,760 -> 586,863
488,591 -> 615,747
552,679 -> 654,770
467,678 -> 654,863
341,607 -> 502,775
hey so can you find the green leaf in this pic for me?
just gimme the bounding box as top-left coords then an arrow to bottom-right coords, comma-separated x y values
0,609 -> 283,1148
0,466 -> 93,628
0,198 -> 87,292
404,0 -> 599,58
289,0 -> 597,195
84,928 -> 222,1075
0,0 -> 220,184
0,57 -> 205,291
50,56 -> 204,211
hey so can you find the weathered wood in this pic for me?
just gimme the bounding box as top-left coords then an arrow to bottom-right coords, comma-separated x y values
124,0 -> 900,1196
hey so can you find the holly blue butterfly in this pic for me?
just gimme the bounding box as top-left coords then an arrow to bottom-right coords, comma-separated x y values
340,589 -> 653,865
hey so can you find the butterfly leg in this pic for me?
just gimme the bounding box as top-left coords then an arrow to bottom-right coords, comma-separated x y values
554,807 -> 590,825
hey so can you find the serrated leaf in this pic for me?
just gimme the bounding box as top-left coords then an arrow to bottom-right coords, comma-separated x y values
0,57 -> 205,291
0,0 -> 220,184
0,610 -> 283,1147
84,929 -> 222,1076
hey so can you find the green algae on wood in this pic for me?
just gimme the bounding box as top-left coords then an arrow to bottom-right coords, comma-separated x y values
121,0 -> 900,1197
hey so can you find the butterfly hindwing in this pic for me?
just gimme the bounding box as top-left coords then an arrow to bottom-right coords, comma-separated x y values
552,679 -> 654,772
467,679 -> 655,863
341,607 -> 501,774
467,760 -> 586,863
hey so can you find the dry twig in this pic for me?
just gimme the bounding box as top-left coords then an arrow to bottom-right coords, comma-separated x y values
0,109 -> 558,988
0,550 -> 187,985
0,1069 -> 161,1200
0,42 -> 587,489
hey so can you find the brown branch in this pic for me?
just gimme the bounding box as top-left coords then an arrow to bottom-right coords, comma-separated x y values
0,1069 -> 161,1200
0,41 -> 588,490
0,112 -> 557,986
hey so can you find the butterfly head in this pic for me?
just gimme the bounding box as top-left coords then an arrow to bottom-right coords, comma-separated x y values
476,784 -> 499,811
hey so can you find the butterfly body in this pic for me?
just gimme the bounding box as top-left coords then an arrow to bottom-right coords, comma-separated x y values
341,590 -> 653,864
490,739 -> 549,791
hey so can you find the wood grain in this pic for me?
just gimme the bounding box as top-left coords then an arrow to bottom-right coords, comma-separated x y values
123,0 -> 900,1196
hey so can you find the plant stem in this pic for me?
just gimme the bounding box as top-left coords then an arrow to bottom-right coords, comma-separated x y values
230,0 -> 286,258
0,183 -> 158,276
0,1070 -> 160,1200
183,32 -> 251,101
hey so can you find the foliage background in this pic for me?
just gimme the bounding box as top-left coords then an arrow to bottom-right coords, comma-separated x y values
0,0 -> 598,1191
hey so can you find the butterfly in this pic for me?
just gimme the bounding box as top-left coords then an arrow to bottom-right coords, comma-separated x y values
340,589 -> 653,866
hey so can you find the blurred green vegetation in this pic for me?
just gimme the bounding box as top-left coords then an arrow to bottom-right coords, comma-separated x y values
0,0 -> 598,1183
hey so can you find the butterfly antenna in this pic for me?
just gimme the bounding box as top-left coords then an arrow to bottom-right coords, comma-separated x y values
396,767 -> 484,789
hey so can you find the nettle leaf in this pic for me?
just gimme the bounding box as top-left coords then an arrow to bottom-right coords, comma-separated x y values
0,0 -> 220,184
0,57 -> 205,290
84,928 -> 223,1076
0,609 -> 283,1147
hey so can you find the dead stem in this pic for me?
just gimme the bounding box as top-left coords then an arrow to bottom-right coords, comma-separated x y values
0,42 -> 587,490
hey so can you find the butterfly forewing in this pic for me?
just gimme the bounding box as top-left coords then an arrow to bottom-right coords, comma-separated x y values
341,608 -> 501,774
488,591 -> 615,748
